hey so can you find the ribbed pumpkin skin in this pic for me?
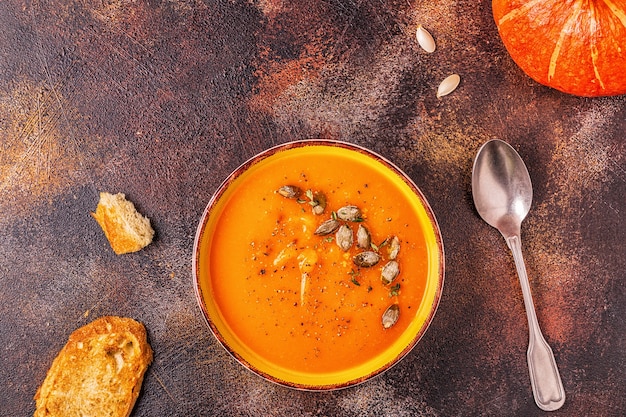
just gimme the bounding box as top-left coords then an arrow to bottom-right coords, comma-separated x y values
493,0 -> 626,97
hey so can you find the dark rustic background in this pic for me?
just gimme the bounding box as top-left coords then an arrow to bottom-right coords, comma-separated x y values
1,0 -> 624,416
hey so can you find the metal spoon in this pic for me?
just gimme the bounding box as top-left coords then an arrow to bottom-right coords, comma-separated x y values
471,139 -> 565,411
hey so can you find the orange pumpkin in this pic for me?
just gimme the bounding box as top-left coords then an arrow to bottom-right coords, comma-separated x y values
493,0 -> 626,97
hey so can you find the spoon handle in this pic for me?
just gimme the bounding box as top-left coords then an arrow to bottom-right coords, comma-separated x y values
506,235 -> 566,411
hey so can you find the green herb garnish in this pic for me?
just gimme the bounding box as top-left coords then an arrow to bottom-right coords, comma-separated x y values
389,283 -> 401,297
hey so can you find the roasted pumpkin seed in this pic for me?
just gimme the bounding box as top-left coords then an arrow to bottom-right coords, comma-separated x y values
335,224 -> 353,251
353,251 -> 381,267
382,304 -> 400,329
310,191 -> 327,215
337,205 -> 362,222
388,236 -> 400,260
314,219 -> 340,235
278,185 -> 302,199
356,224 -> 371,249
312,204 -> 324,215
381,260 -> 400,285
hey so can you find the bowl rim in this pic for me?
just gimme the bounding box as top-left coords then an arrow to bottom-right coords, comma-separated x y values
192,139 -> 445,390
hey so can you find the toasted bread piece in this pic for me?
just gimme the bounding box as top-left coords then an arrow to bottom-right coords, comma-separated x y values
34,316 -> 153,417
92,192 -> 154,255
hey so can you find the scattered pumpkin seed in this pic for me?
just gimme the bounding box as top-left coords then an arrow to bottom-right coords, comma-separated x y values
436,73 -> 460,98
335,224 -> 353,251
382,304 -> 400,329
416,25 -> 436,53
312,204 -> 324,215
381,260 -> 400,285
314,219 -> 340,235
388,236 -> 400,260
337,205 -> 362,222
278,185 -> 302,199
353,251 -> 381,267
310,191 -> 327,215
356,224 -> 371,249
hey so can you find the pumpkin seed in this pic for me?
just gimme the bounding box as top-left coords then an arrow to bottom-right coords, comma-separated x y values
436,74 -> 460,98
416,25 -> 436,53
310,191 -> 327,215
278,185 -> 302,199
388,236 -> 400,260
353,251 -> 381,267
382,304 -> 400,329
337,205 -> 362,222
335,224 -> 353,251
314,219 -> 340,235
381,260 -> 400,285
356,224 -> 371,249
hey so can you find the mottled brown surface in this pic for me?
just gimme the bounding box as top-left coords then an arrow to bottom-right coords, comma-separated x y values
1,1 -> 624,416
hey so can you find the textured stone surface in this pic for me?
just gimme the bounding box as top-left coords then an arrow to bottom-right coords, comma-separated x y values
1,1 -> 624,416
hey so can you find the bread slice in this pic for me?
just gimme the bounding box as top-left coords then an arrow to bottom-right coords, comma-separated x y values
34,316 -> 153,417
92,192 -> 154,255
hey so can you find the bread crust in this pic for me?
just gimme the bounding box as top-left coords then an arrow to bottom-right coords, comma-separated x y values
34,316 -> 153,417
92,192 -> 155,255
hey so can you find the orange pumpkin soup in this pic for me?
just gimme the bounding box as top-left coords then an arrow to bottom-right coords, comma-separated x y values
195,142 -> 442,387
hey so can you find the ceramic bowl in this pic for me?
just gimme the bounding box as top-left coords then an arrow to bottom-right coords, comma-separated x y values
193,140 -> 444,390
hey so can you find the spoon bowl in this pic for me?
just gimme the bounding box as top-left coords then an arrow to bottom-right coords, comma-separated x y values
472,139 -> 532,238
472,139 -> 565,411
